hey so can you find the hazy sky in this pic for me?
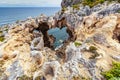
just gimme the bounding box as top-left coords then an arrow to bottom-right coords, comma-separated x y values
0,0 -> 62,7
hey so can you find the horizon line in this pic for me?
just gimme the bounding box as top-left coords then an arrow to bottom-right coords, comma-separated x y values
0,6 -> 61,7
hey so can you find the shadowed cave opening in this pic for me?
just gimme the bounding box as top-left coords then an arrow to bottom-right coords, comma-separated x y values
48,27 -> 69,48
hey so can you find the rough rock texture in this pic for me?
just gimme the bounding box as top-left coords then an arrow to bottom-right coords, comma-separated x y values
0,1 -> 120,80
58,1 -> 120,29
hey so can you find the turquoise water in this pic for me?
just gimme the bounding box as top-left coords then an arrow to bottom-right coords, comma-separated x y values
48,27 -> 69,48
0,7 -> 60,26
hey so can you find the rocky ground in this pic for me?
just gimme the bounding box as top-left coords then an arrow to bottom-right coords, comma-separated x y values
0,0 -> 120,80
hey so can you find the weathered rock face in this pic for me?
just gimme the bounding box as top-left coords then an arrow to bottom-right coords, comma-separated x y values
74,14 -> 120,80
59,1 -> 120,30
0,1 -> 120,80
0,12 -> 78,80
61,0 -> 82,8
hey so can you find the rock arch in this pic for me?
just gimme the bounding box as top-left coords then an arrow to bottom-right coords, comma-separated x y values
35,17 -> 76,49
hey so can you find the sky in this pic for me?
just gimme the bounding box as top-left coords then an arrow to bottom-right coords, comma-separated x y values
0,0 -> 62,7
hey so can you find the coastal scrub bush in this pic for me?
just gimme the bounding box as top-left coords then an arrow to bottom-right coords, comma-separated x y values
109,77 -> 120,80
117,10 -> 120,13
88,46 -> 99,59
18,75 -> 33,80
102,62 -> 120,80
74,42 -> 82,47
72,4 -> 80,10
4,28 -> 8,32
0,31 -> 2,34
35,76 -> 42,80
82,0 -> 105,8
89,46 -> 97,52
62,7 -> 67,12
0,60 -> 4,77
0,36 -> 5,42
82,0 -> 120,8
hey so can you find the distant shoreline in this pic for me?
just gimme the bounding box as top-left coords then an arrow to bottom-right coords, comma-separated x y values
0,7 -> 60,26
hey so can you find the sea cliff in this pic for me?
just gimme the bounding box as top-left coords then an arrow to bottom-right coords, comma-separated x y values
0,0 -> 120,80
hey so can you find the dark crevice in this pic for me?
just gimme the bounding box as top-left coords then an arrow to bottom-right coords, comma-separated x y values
113,24 -> 120,43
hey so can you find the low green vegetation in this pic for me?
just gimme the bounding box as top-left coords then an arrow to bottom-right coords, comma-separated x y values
62,0 -> 120,12
89,46 -> 97,52
117,10 -> 120,13
102,62 -> 120,80
0,31 -> 2,34
82,0 -> 105,8
4,28 -> 8,32
0,36 -> 5,42
88,46 -> 99,59
18,75 -> 33,80
72,4 -> 80,10
72,76 -> 90,80
82,0 -> 120,8
34,76 -> 40,80
61,7 -> 67,12
74,42 -> 82,47
89,52 -> 99,59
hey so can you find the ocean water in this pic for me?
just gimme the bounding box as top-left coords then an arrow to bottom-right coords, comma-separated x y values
48,27 -> 69,48
0,7 -> 69,48
0,7 -> 60,26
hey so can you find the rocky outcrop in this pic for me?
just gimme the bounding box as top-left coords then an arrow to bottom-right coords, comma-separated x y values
61,0 -> 82,8
59,1 -> 120,30
0,1 -> 120,80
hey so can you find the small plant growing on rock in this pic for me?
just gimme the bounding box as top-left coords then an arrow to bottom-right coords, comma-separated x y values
72,4 -> 80,10
34,76 -> 42,80
62,7 -> 67,13
102,62 -> 120,80
17,75 -> 33,80
117,10 -> 120,13
0,60 -> 4,77
0,36 -> 5,42
89,53 -> 100,59
0,31 -> 2,34
4,28 -> 8,32
89,46 -> 97,53
74,42 -> 82,47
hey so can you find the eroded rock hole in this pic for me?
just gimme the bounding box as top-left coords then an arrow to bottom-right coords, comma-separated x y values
113,24 -> 120,43
37,17 -> 76,49
48,27 -> 69,48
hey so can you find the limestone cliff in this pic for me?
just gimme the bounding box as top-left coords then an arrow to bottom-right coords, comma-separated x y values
0,0 -> 120,80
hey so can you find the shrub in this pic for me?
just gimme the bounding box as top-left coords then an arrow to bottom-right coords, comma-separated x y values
109,77 -> 120,80
4,28 -> 8,32
89,46 -> 97,52
89,53 -> 99,59
35,76 -> 41,80
0,31 -> 2,34
72,4 -> 80,10
0,36 -> 5,42
18,75 -> 33,80
82,0 -> 105,8
61,7 -> 67,12
0,60 -> 4,77
74,42 -> 82,47
102,62 -> 120,80
117,10 -> 120,13
82,0 -> 120,8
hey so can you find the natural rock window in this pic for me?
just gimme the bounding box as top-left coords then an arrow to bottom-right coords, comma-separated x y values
48,27 -> 69,48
